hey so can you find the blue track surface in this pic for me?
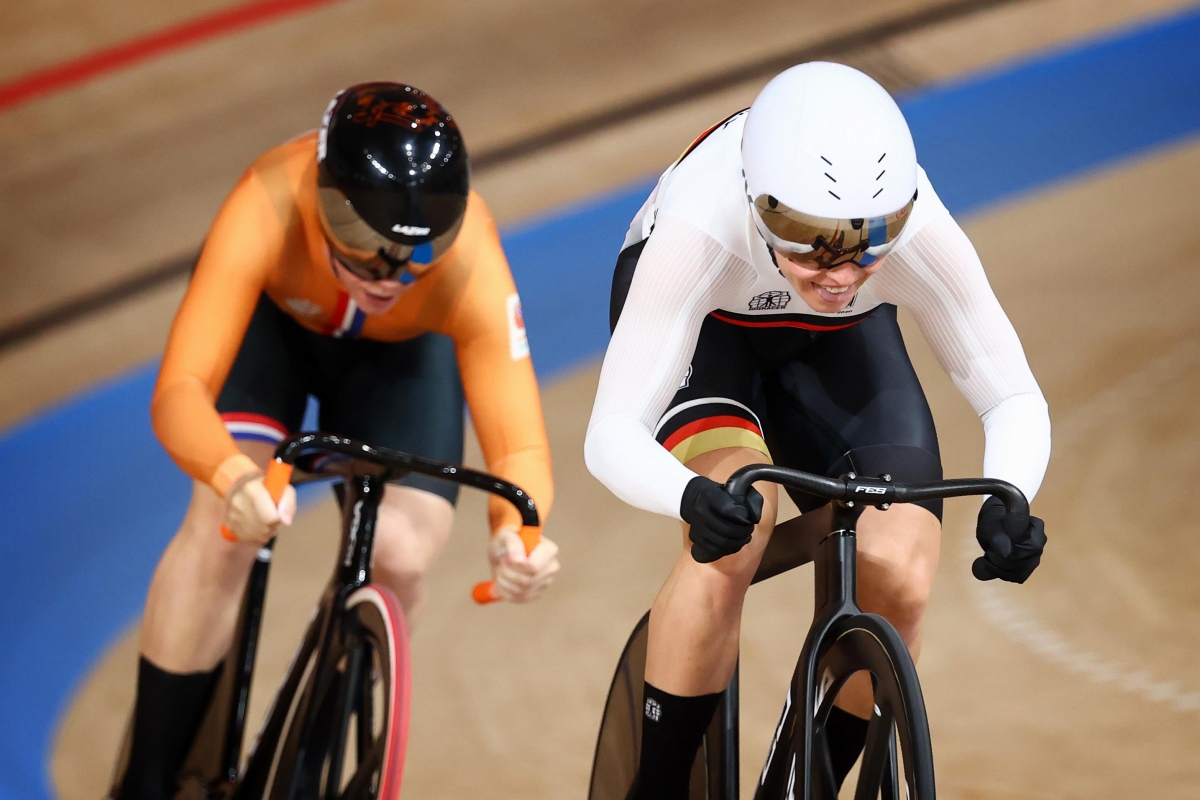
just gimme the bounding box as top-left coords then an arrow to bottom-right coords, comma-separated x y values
2,7 -> 1200,798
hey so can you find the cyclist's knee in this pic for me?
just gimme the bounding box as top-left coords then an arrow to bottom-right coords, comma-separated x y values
856,505 -> 940,636
873,578 -> 930,636
176,483 -> 245,549
680,445 -> 779,575
372,486 -> 455,611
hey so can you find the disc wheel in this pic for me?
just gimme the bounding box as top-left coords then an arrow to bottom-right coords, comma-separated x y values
268,584 -> 411,800
811,613 -> 934,800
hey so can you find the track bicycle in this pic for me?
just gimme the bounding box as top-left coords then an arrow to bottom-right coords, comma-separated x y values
111,432 -> 540,800
588,464 -> 1029,800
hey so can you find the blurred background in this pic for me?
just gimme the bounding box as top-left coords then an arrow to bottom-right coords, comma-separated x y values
2,0 -> 1200,797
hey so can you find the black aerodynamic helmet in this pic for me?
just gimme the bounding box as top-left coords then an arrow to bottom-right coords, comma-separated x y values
316,82 -> 469,280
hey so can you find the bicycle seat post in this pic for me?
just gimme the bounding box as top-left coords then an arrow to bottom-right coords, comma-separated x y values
337,472 -> 388,591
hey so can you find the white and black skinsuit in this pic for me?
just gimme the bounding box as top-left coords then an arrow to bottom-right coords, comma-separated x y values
584,110 -> 1051,520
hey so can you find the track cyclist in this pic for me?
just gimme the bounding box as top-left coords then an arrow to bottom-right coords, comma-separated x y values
110,82 -> 560,800
585,62 -> 1050,797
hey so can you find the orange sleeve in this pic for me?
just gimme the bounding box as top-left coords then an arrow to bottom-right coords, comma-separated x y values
151,169 -> 282,495
445,199 -> 555,533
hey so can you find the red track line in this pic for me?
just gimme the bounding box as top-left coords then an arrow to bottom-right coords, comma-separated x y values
0,0 -> 344,113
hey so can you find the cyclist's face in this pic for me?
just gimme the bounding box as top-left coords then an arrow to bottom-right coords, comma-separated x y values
332,258 -> 429,315
776,252 -> 883,313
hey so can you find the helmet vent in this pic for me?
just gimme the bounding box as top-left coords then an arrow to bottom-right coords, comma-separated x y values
821,155 -> 833,165
878,152 -> 887,163
873,187 -> 884,198
876,169 -> 886,180
824,173 -> 837,182
828,191 -> 841,200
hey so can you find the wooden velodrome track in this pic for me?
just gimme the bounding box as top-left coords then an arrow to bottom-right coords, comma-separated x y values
1,0 -> 1198,797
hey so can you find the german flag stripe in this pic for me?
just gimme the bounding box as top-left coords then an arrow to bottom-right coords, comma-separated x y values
662,414 -> 762,452
667,426 -> 772,465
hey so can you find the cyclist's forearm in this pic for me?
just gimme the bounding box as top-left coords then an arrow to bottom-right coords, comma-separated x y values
484,445 -> 554,533
981,391 -> 1051,502
456,338 -> 554,531
585,414 -> 693,520
151,376 -> 256,495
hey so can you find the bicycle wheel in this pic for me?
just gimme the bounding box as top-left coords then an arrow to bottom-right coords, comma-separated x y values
588,611 -> 735,800
588,612 -> 649,799
266,584 -> 412,800
812,613 -> 934,800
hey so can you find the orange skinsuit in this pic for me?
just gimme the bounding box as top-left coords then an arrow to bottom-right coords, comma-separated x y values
151,132 -> 553,533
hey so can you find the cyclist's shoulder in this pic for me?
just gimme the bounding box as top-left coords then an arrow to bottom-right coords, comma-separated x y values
219,132 -> 318,229
247,131 -> 319,179
441,191 -> 505,274
656,113 -> 746,216
462,190 -> 498,235
400,191 -> 512,328
633,117 -> 750,266
888,166 -> 952,253
196,134 -> 323,296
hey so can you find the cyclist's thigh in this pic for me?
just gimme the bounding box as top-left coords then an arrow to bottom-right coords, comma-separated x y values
762,304 -> 943,518
653,314 -> 769,467
214,293 -> 313,448
180,294 -> 311,539
315,331 -> 465,508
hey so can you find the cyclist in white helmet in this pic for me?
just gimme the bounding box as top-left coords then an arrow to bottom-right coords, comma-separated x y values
586,61 -> 1050,797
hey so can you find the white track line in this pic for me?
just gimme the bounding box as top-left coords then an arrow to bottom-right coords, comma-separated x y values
967,336 -> 1200,714
969,561 -> 1200,713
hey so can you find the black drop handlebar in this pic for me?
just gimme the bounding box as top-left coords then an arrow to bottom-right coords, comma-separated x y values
273,432 -> 540,528
725,464 -> 1030,536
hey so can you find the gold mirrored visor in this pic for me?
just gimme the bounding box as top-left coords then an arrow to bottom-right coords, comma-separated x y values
317,187 -> 461,282
753,192 -> 915,269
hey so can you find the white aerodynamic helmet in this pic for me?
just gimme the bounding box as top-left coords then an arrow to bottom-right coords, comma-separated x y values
742,62 -> 918,269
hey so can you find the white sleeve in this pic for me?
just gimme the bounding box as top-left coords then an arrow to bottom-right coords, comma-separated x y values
585,215 -> 755,519
874,212 -> 1051,501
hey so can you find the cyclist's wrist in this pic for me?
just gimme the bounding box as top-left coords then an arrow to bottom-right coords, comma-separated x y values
212,454 -> 262,498
489,523 -> 519,538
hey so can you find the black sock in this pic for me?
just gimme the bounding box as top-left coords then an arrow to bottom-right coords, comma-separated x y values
825,705 -> 870,789
113,657 -> 223,800
629,682 -> 722,800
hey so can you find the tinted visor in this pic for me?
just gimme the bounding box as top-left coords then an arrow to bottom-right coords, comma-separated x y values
317,186 -> 462,282
753,192 -> 916,269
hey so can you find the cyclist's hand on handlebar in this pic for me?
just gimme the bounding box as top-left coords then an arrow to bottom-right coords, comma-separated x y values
224,474 -> 297,544
488,527 -> 560,603
972,496 -> 1046,583
681,476 -> 764,563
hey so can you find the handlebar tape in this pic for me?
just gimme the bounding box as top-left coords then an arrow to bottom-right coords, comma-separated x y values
472,525 -> 542,605
219,459 -> 294,542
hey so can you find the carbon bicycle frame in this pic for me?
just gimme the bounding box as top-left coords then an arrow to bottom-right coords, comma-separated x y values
185,433 -> 540,800
705,467 -> 1029,799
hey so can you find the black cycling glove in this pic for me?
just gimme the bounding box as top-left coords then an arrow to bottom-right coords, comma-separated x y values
681,476 -> 764,563
972,496 -> 1047,583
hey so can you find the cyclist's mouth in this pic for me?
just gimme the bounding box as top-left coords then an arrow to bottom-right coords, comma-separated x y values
365,286 -> 400,300
812,283 -> 855,303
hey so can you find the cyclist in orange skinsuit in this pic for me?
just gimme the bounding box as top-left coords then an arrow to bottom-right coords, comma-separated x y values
153,133 -> 552,533
112,83 -> 558,800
